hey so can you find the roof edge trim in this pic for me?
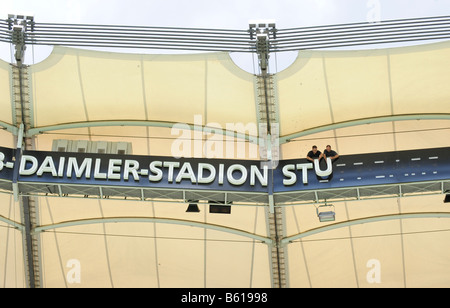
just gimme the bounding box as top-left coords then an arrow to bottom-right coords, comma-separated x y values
0,121 -> 19,135
280,114 -> 450,144
277,39 -> 450,79
0,214 -> 24,231
28,46 -> 254,81
33,216 -> 273,244
26,120 -> 259,143
281,212 -> 450,244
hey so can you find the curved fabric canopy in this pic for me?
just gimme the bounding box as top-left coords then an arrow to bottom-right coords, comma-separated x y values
1,39 -> 450,288
277,40 -> 450,141
28,47 -> 258,139
0,60 -> 13,128
15,40 -> 450,144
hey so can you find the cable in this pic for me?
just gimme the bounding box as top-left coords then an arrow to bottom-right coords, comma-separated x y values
41,131 -> 256,143
291,226 -> 450,243
41,229 -> 262,243
3,15 -> 450,53
273,34 -> 450,52
277,14 -> 450,34
30,41 -> 253,53
28,35 -> 252,48
36,22 -> 248,35
274,24 -> 450,44
40,124 -> 450,141
30,31 -> 252,44
273,28 -> 450,50
287,126 -> 450,143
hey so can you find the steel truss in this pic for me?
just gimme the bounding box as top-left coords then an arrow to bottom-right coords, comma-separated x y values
0,177 -> 445,206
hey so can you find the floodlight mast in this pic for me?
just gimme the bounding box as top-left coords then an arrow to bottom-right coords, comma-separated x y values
7,14 -> 34,65
249,21 -> 277,137
249,21 -> 286,288
8,14 -> 40,289
248,21 -> 276,73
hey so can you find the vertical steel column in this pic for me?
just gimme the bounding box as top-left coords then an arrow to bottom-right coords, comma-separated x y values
250,21 -> 286,288
9,14 -> 40,288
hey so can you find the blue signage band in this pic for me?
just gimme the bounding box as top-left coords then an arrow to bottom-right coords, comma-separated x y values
0,146 -> 449,205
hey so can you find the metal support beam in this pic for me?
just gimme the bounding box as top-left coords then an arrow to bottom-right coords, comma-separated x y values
250,21 -> 286,288
281,212 -> 450,245
9,14 -> 40,288
20,197 -> 36,288
0,214 -> 24,231
25,120 -> 258,144
12,123 -> 23,201
33,216 -> 273,244
280,114 -> 450,144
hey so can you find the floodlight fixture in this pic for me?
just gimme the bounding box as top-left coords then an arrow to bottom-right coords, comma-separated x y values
186,200 -> 200,213
444,192 -> 450,203
316,202 -> 335,222
209,200 -> 232,214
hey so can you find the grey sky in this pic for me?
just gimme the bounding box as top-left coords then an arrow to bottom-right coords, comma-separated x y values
2,0 -> 450,70
3,0 -> 450,28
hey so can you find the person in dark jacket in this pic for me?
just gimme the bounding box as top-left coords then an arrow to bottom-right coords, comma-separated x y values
323,145 -> 339,160
307,145 -> 323,162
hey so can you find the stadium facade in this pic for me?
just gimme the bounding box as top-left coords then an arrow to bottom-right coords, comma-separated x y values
1,15 -> 450,288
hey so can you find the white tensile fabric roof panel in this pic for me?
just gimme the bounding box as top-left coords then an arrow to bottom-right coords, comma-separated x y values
37,198 -> 271,288
285,195 -> 450,288
0,60 -> 13,126
23,41 -> 450,141
29,47 -> 257,133
276,40 -> 450,138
